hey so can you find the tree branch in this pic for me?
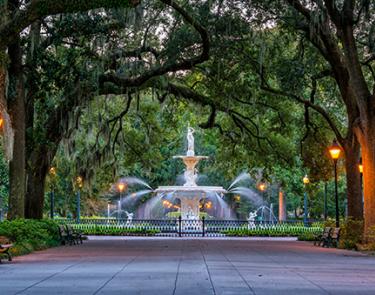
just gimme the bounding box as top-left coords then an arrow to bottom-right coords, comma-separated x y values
0,0 -> 140,48
99,0 -> 210,88
260,81 -> 344,144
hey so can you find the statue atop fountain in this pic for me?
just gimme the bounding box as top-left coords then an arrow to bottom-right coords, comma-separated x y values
187,126 -> 195,156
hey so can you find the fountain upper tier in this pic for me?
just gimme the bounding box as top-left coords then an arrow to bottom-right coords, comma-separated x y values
156,127 -> 225,191
154,126 -> 227,220
155,153 -> 226,194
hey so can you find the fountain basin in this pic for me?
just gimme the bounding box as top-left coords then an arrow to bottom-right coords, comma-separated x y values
155,186 -> 227,194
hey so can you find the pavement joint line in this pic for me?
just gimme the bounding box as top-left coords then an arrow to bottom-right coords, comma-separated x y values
218,246 -> 256,295
172,240 -> 184,295
199,241 -> 217,295
92,255 -> 138,295
14,260 -> 83,295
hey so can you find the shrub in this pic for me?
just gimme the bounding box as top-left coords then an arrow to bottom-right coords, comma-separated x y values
322,218 -> 364,250
0,219 -> 60,256
222,224 -> 322,238
68,223 -> 160,236
338,218 -> 363,250
297,232 -> 317,241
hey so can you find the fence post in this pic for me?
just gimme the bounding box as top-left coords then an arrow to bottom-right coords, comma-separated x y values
178,216 -> 182,237
202,216 -> 205,237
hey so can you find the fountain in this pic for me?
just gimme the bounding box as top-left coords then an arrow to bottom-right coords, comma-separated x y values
112,126 -> 276,221
154,126 -> 227,220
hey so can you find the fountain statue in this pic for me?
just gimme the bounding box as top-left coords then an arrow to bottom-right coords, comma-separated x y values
155,126 -> 227,220
187,126 -> 195,156
247,211 -> 257,229
125,211 -> 134,225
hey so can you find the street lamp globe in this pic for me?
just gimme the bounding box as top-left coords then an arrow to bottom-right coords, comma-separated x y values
258,182 -> 266,192
117,182 -> 126,192
49,167 -> 56,176
329,139 -> 341,160
303,175 -> 310,185
359,157 -> 363,174
76,176 -> 83,188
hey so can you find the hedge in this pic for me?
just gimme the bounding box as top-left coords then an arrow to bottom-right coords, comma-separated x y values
0,219 -> 60,256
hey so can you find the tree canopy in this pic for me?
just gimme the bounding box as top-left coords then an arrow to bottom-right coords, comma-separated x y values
0,0 -> 373,236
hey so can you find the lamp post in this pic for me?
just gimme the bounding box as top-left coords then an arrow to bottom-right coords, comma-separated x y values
76,176 -> 83,223
359,157 -> 363,203
117,182 -> 126,220
328,139 -> 341,228
303,175 -> 309,226
49,167 -> 56,219
107,202 -> 111,219
258,182 -> 267,222
324,182 -> 328,220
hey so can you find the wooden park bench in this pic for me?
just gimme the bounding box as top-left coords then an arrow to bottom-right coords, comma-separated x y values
66,225 -> 84,245
0,236 -> 13,263
314,227 -> 332,246
322,227 -> 341,248
58,225 -> 74,246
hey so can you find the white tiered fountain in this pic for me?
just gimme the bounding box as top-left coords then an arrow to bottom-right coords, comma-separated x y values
155,126 -> 227,220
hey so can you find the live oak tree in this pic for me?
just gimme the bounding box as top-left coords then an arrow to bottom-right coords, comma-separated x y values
1,0 -> 368,228
1,0 -> 211,219
240,0 -> 375,236
0,0 -> 143,218
100,1 -> 343,219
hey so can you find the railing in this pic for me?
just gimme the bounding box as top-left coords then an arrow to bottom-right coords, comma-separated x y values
56,217 -> 323,237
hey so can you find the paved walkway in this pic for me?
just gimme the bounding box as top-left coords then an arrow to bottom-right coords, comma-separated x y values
1,237 -> 375,295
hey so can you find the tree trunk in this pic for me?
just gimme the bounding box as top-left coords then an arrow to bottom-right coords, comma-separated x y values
25,156 -> 49,219
278,189 -> 286,221
361,126 -> 375,239
344,137 -> 363,220
7,38 -> 25,219
25,140 -> 59,218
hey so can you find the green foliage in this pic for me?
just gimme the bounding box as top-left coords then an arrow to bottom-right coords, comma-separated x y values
338,219 -> 364,250
0,219 -> 60,256
323,218 -> 364,250
297,232 -> 318,241
223,223 -> 322,237
3,0 -> 351,222
0,146 -> 9,213
68,223 -> 160,236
